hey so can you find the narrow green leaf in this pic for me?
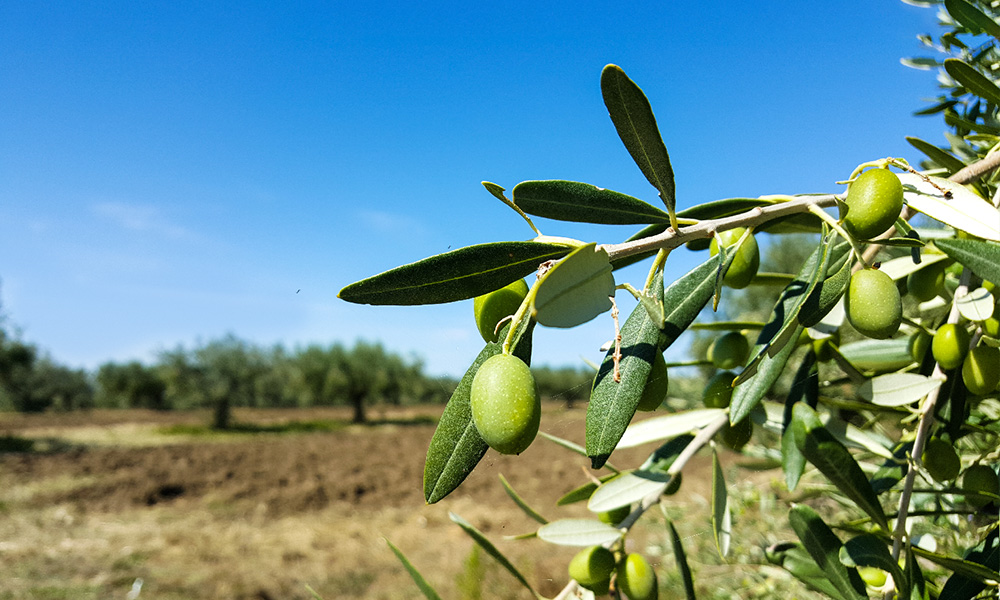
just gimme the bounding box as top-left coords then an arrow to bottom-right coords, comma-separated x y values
536,518 -> 624,547
915,529 -> 999,587
793,404 -> 889,531
689,320 -> 767,331
788,505 -> 867,600
449,512 -> 541,598
945,0 -> 1000,40
711,448 -> 731,558
765,541 -> 855,600
499,474 -> 547,524
588,257 -> 719,467
586,269 -> 664,468
900,172 -> 1000,241
667,520 -> 697,600
385,539 -> 444,600
945,58 -> 1000,105
732,237 -> 836,420
556,473 -> 618,506
782,352 -> 818,491
601,64 -> 676,222
512,180 -> 671,225
906,136 -> 968,174
840,534 -> 908,600
859,373 -> 943,407
935,237 -> 1000,284
339,242 -> 570,305
904,545 -> 930,600
532,243 -> 615,328
901,56 -> 940,70
423,323 -> 533,503
676,197 -> 773,220
870,441 -> 912,495
913,98 -> 958,115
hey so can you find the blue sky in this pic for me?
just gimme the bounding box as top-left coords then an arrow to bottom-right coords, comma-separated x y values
1,1 -> 948,376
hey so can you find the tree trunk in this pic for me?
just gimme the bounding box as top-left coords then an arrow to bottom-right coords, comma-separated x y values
213,397 -> 232,430
350,392 -> 366,424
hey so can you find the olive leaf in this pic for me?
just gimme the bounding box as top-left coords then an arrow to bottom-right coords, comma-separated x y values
792,404 -> 889,531
666,520 -> 697,600
601,64 -> 677,226
423,322 -> 533,504
945,0 -> 1000,39
945,58 -> 1000,106
449,512 -> 542,599
899,172 -> 1000,241
935,237 -> 1000,284
385,539 -> 444,600
788,505 -> 868,600
711,448 -> 731,559
532,242 -> 615,327
512,180 -> 671,225
587,256 -> 720,468
840,534 -> 909,600
339,242 -> 570,305
906,136 -> 967,174
766,541 -> 857,600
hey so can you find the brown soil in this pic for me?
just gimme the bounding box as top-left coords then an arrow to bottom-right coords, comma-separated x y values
0,405 -> 785,600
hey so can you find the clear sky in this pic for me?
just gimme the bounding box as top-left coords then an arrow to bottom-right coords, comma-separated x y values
1,1 -> 948,377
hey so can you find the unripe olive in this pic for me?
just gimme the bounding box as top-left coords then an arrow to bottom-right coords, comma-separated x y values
908,330 -> 931,363
931,323 -> 970,370
858,566 -> 888,589
921,438 -> 961,482
473,279 -> 529,343
720,417 -> 753,451
709,228 -> 760,289
708,332 -> 750,369
617,553 -> 658,600
842,168 -> 904,240
597,504 -> 631,525
568,545 -> 616,588
962,464 -> 999,509
907,263 -> 947,302
845,269 -> 902,339
470,354 -> 540,455
703,371 -> 736,409
962,345 -> 1000,395
636,352 -> 668,412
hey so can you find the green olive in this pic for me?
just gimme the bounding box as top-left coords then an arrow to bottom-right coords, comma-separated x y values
720,417 -> 753,451
568,545 -> 616,588
921,438 -> 961,482
636,352 -> 668,412
842,168 -> 903,240
962,345 -> 1000,395
473,279 -> 529,343
617,553 -> 658,600
962,464 -> 999,509
858,566 -> 888,589
709,228 -> 760,289
708,332 -> 750,369
907,262 -> 947,302
845,269 -> 902,339
597,504 -> 631,525
908,330 -> 931,363
931,323 -> 970,370
703,371 -> 736,409
470,354 -> 540,455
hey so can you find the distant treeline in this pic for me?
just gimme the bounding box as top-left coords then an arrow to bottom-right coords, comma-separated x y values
0,328 -> 595,426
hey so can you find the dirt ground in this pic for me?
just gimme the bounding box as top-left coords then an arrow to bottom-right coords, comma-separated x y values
0,405 -> 806,600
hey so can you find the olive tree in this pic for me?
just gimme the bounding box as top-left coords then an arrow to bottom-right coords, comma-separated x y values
341,2 -> 999,598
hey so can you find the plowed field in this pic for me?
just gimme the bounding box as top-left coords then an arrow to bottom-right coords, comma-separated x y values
0,405 -> 806,600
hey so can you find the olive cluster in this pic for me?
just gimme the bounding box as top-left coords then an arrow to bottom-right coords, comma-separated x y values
568,546 -> 658,599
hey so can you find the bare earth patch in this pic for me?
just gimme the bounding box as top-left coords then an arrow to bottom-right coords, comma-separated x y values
0,405 -> 816,599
